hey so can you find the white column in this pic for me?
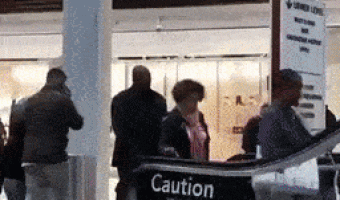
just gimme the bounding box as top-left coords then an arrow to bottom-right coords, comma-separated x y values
63,0 -> 112,199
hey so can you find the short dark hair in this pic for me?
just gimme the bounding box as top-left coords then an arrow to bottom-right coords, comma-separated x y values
172,79 -> 205,103
280,69 -> 303,89
47,68 -> 67,83
280,69 -> 302,83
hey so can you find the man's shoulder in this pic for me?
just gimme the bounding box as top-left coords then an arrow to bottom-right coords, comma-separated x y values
113,88 -> 165,101
150,90 -> 166,104
261,105 -> 283,123
163,110 -> 183,124
29,90 -> 72,106
46,90 -> 72,103
150,89 -> 165,98
112,88 -> 132,101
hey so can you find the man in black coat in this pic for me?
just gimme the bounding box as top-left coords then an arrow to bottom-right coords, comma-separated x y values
0,118 -> 5,194
3,99 -> 27,200
111,65 -> 167,200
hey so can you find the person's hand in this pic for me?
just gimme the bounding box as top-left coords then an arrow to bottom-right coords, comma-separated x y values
62,84 -> 72,98
161,147 -> 180,158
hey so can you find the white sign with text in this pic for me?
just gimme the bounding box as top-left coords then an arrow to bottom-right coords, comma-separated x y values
281,0 -> 326,135
281,0 -> 326,74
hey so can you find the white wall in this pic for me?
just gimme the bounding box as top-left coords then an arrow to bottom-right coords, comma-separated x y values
112,29 -> 271,57
0,35 -> 62,59
0,13 -> 63,59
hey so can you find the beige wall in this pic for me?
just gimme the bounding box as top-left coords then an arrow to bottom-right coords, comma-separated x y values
326,28 -> 340,118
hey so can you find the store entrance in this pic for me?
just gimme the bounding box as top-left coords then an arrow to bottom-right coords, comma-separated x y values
111,56 -> 270,161
0,61 -> 49,136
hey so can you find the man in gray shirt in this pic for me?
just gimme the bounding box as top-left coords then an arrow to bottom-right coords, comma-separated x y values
258,69 -> 312,160
256,69 -> 316,200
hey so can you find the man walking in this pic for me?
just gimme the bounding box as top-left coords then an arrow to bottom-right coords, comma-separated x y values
111,65 -> 167,200
21,68 -> 83,200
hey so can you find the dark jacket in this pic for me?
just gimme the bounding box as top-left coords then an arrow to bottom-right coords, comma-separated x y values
21,85 -> 83,164
111,85 -> 167,168
158,108 -> 210,160
242,116 -> 261,153
3,100 -> 26,181
0,120 -> 5,187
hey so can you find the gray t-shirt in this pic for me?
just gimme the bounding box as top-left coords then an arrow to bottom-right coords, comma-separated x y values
258,104 -> 313,160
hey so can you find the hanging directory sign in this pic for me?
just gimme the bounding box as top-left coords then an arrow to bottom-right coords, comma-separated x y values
281,0 -> 326,74
280,0 -> 326,135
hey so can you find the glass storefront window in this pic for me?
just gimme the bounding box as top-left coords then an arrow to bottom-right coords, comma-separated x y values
0,61 -> 49,139
111,57 -> 270,161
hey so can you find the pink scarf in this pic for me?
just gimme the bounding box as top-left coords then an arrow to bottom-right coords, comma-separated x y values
184,111 -> 207,160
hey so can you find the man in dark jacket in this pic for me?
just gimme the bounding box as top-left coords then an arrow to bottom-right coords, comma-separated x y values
111,65 -> 167,200
21,68 -> 83,200
3,99 -> 27,200
0,118 -> 5,194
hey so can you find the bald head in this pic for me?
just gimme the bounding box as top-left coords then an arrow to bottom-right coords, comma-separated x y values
46,68 -> 67,85
132,65 -> 151,89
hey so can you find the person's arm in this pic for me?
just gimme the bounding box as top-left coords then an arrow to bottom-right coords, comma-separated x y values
242,117 -> 260,153
242,132 -> 252,153
160,97 -> 167,118
64,97 -> 83,130
6,100 -> 26,159
158,116 -> 180,157
111,97 -> 124,138
200,112 -> 210,161
286,113 -> 313,147
0,119 -> 5,156
258,112 -> 282,159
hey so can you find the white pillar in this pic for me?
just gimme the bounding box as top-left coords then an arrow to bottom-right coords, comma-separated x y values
63,0 -> 112,199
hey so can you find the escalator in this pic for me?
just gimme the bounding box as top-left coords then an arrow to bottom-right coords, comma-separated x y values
132,124 -> 340,200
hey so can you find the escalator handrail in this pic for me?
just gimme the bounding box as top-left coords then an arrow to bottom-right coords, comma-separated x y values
134,125 -> 340,177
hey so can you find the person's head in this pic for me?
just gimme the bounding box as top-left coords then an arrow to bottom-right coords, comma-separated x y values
132,65 -> 151,89
46,68 -> 67,86
172,79 -> 205,115
278,69 -> 303,107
